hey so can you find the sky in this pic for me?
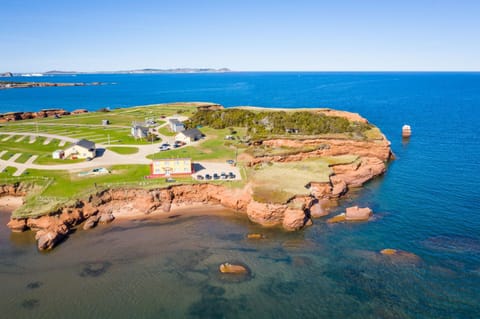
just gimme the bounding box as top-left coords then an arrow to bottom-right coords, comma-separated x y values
1,0 -> 480,72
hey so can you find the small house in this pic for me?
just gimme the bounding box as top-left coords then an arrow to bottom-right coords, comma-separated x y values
168,118 -> 185,132
148,158 -> 193,178
175,128 -> 204,144
64,139 -> 96,159
52,150 -> 64,159
131,123 -> 149,139
102,119 -> 110,125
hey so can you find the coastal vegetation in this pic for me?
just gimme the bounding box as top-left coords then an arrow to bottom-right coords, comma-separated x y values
186,108 -> 372,139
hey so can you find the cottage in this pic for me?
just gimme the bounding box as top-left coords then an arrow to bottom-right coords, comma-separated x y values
64,139 -> 96,159
131,123 -> 149,139
175,128 -> 204,144
149,158 -> 193,178
168,118 -> 185,132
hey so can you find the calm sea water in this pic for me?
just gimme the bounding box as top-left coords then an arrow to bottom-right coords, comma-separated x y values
1,72 -> 479,318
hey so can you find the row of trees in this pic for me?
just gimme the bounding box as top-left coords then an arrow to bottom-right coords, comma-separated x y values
187,109 -> 371,137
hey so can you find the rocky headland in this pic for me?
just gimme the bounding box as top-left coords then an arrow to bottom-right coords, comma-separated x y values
1,106 -> 393,251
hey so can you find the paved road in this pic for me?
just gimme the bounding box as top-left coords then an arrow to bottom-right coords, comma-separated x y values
0,119 -> 203,174
0,131 -> 162,172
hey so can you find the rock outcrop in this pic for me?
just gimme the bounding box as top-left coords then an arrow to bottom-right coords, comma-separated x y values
7,183 -> 313,250
327,206 -> 373,223
0,109 -> 70,122
345,206 -> 372,221
219,263 -> 249,274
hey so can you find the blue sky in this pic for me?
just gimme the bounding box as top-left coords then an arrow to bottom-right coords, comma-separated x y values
1,0 -> 479,72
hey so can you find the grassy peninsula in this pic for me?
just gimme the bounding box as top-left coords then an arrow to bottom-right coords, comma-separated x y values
0,102 -> 388,220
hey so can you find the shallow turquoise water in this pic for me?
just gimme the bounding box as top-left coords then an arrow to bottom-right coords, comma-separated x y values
1,72 -> 479,318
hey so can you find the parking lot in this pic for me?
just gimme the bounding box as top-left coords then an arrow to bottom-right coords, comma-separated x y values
193,161 -> 241,181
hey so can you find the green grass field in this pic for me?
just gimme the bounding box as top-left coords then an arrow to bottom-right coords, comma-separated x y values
0,103 -> 201,145
249,155 -> 358,204
147,127 -> 247,161
107,146 -> 139,154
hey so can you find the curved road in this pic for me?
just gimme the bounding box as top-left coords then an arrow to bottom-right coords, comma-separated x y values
0,131 -> 169,173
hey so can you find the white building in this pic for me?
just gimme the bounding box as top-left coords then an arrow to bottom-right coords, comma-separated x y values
168,118 -> 185,133
175,128 -> 204,144
64,139 -> 96,159
131,123 -> 149,139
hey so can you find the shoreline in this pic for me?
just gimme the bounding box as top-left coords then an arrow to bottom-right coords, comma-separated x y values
0,196 -> 24,211
112,203 -> 231,221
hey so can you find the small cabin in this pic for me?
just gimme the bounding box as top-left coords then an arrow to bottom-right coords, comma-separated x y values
64,139 -> 96,159
175,128 -> 204,144
131,123 -> 149,139
168,118 -> 185,132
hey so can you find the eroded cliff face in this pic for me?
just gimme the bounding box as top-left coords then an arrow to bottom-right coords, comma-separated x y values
250,137 -> 392,165
7,184 -> 313,250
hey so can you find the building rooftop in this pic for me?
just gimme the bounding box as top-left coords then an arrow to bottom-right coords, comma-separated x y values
75,139 -> 96,150
179,128 -> 203,138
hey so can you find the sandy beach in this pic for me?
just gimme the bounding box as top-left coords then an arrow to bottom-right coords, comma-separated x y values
0,196 -> 24,212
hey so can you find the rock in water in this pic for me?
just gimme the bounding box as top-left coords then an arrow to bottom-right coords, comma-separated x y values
7,218 -> 27,232
327,213 -> 346,223
98,212 -> 115,224
283,208 -> 310,231
247,233 -> 265,239
380,248 -> 398,255
83,215 -> 100,230
345,206 -> 372,221
219,263 -> 248,274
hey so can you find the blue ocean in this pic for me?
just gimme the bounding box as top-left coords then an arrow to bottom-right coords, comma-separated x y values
0,72 -> 479,318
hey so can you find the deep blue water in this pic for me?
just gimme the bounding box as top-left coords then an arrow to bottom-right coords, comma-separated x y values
1,72 -> 479,318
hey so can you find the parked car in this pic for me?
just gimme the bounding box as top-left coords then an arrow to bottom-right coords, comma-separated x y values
226,159 -> 235,165
228,172 -> 236,179
213,173 -> 220,180
165,177 -> 176,183
205,174 -> 212,180
196,175 -> 204,180
220,172 -> 227,179
159,144 -> 170,151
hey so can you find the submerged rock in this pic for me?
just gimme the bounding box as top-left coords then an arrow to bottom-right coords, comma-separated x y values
327,213 -> 346,223
380,248 -> 398,255
80,261 -> 112,277
219,263 -> 249,274
247,233 -> 265,239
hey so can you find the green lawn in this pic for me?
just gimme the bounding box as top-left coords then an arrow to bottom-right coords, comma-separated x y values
147,127 -> 246,161
107,146 -> 139,155
249,156 -> 357,204
14,153 -> 33,163
156,125 -> 177,136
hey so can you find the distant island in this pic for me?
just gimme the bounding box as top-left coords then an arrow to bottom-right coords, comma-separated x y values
0,81 -> 103,90
0,68 -> 231,77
